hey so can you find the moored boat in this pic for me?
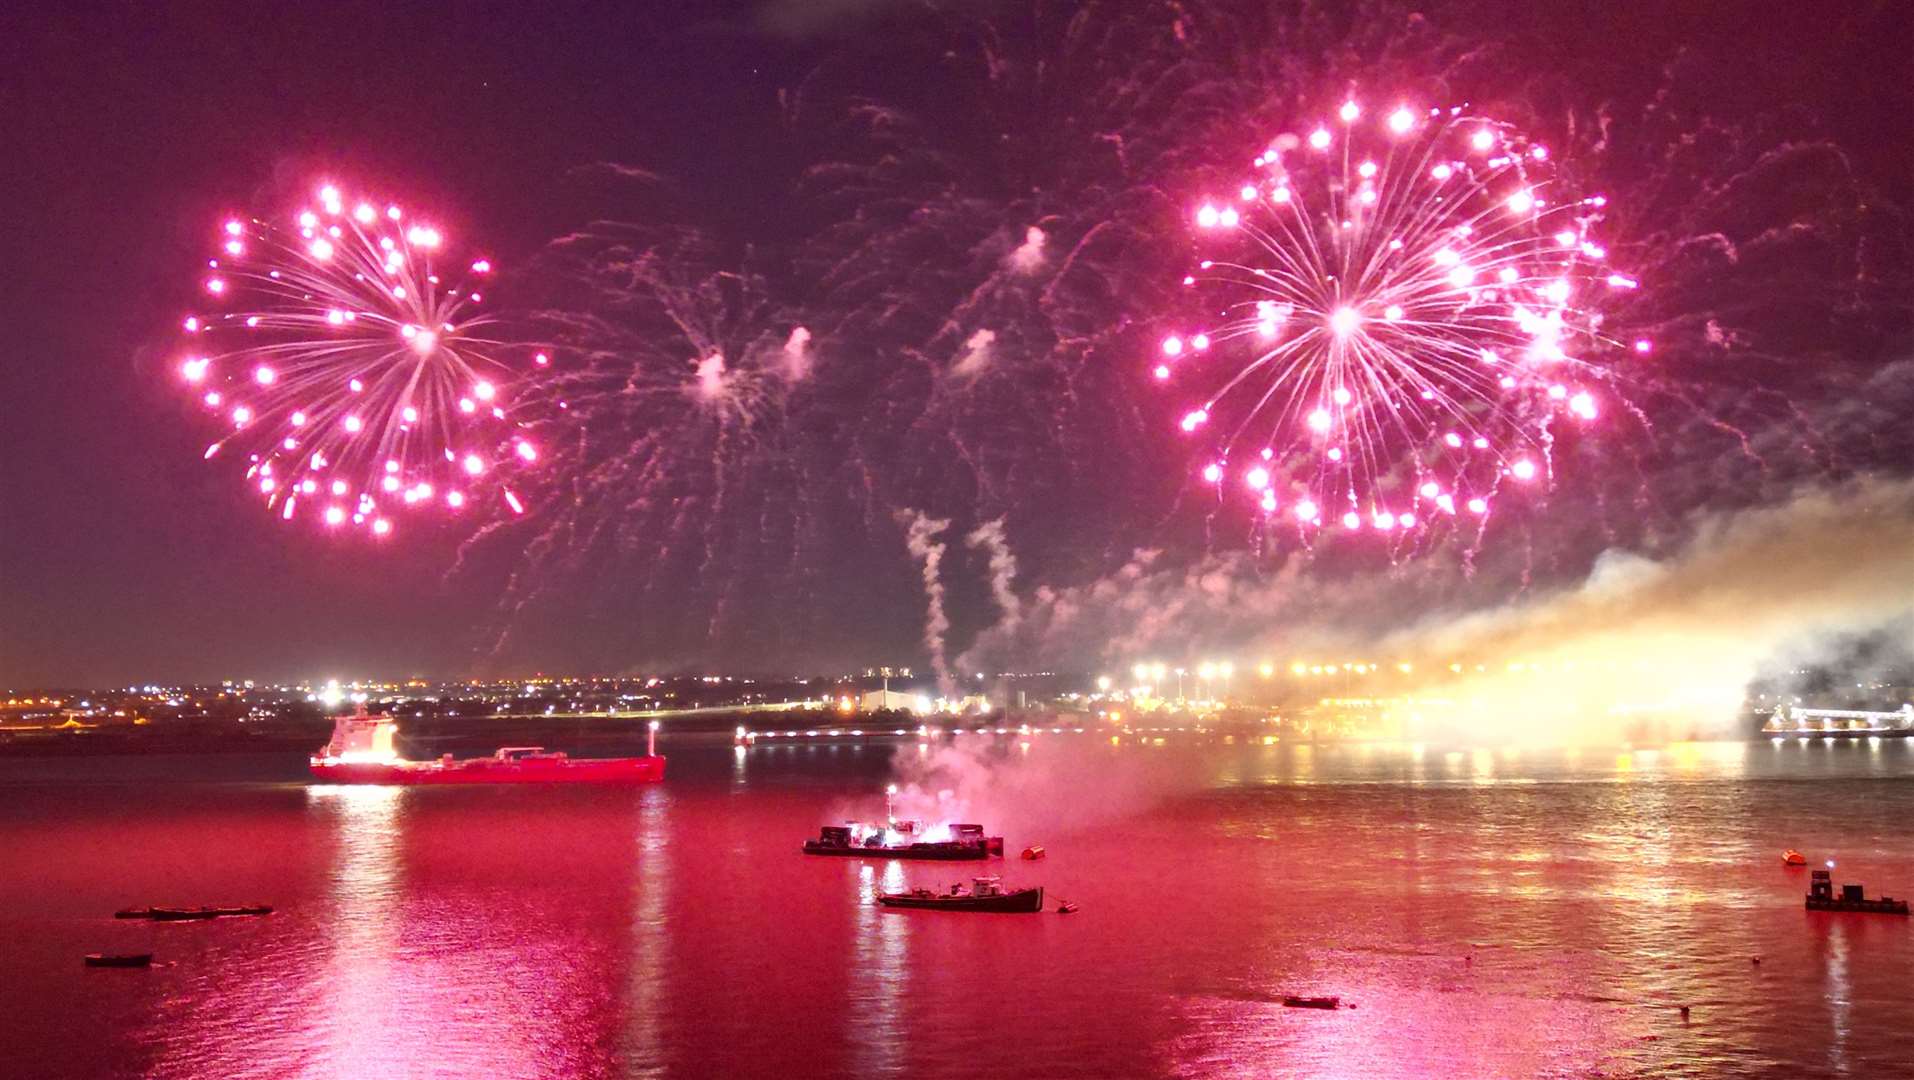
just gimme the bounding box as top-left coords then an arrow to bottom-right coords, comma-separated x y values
1806,870 -> 1909,915
307,707 -> 665,785
803,821 -> 1003,860
117,904 -> 273,921
1282,995 -> 1341,1010
85,953 -> 153,968
878,877 -> 1043,913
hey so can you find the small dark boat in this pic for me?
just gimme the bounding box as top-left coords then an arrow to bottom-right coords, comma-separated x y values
1282,996 -> 1341,1010
1806,870 -> 1909,915
117,904 -> 274,921
879,877 -> 1043,913
85,953 -> 153,968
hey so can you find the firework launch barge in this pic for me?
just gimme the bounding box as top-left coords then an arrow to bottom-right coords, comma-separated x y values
1807,871 -> 1910,915
308,708 -> 665,785
803,822 -> 1005,861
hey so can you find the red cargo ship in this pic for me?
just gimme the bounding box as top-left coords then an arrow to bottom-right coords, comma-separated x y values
308,707 -> 665,785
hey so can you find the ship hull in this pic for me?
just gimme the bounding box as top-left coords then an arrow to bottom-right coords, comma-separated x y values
309,755 -> 665,785
803,842 -> 989,861
1806,898 -> 1910,915
878,887 -> 1044,913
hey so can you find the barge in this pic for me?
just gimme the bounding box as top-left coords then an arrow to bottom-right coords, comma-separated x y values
803,821 -> 1004,860
1806,870 -> 1910,915
85,953 -> 154,968
116,904 -> 272,921
308,707 -> 665,785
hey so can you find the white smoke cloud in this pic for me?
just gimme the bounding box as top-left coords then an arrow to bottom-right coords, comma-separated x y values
897,509 -> 955,694
1006,225 -> 1046,274
961,476 -> 1914,743
877,736 -> 1213,840
692,352 -> 728,402
951,328 -> 995,378
965,517 -> 1021,632
781,325 -> 812,381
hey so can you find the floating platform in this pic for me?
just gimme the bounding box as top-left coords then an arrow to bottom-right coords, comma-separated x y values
803,822 -> 1003,861
116,904 -> 272,921
84,953 -> 153,968
1806,870 -> 1909,915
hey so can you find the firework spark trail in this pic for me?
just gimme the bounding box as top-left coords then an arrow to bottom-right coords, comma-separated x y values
455,220 -> 816,665
176,182 -> 539,537
897,509 -> 955,695
458,2 -> 1909,673
965,517 -> 1021,631
1162,102 -> 1636,539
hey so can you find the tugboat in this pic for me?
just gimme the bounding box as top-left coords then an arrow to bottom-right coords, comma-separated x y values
878,877 -> 1044,913
804,821 -> 1004,861
308,706 -> 665,785
1806,870 -> 1910,915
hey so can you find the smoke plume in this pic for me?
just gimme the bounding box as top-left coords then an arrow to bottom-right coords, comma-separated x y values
781,326 -> 812,381
880,736 -> 1214,840
951,328 -> 996,379
965,517 -> 1021,633
897,509 -> 955,694
1005,225 -> 1046,274
964,476 -> 1914,743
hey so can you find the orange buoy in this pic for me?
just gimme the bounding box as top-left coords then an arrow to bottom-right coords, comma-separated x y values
1021,845 -> 1045,860
1783,850 -> 1807,866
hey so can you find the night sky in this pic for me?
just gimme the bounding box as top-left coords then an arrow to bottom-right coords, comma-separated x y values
5,1 -> 1911,687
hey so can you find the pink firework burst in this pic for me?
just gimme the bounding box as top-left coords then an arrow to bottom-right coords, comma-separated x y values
177,183 -> 537,537
1161,101 -> 1638,535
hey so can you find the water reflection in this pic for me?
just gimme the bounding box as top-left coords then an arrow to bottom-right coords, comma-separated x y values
621,788 -> 672,1078
313,784 -> 405,1077
20,739 -> 1914,1077
1817,919 -> 1851,1073
849,861 -> 909,1074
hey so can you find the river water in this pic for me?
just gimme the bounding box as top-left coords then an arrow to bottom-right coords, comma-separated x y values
5,734 -> 1912,1078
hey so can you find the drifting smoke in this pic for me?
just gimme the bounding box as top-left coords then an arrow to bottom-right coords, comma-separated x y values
1006,225 -> 1046,273
693,352 -> 729,402
951,328 -> 996,378
878,737 -> 1214,840
897,509 -> 955,693
781,326 -> 813,380
1381,475 -> 1914,742
965,517 -> 1021,631
964,475 -> 1914,744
